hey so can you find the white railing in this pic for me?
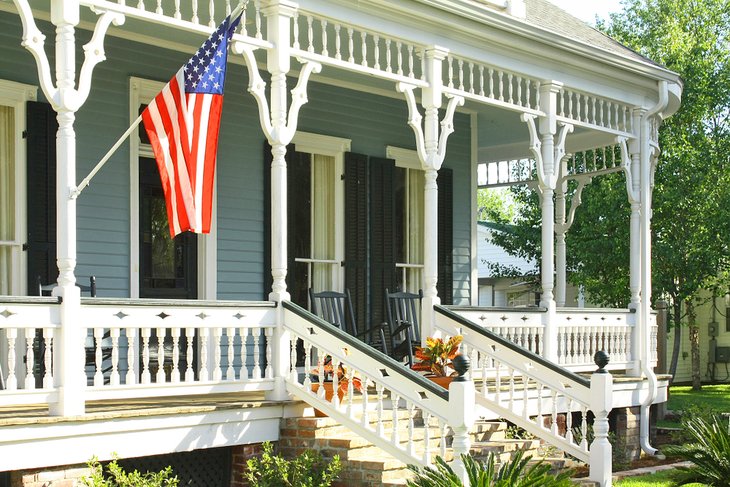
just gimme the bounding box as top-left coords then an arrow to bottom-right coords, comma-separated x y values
0,297 -> 60,403
446,307 -> 544,356
556,309 -> 635,372
282,301 -> 474,469
566,144 -> 623,178
435,306 -> 596,463
80,299 -> 276,400
291,10 -> 428,86
443,54 -> 543,115
557,86 -> 633,135
477,158 -> 537,188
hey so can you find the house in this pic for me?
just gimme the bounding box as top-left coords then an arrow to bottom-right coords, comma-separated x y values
0,0 -> 682,485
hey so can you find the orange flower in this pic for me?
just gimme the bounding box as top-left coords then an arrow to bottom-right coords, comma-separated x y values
411,335 -> 463,377
310,354 -> 364,394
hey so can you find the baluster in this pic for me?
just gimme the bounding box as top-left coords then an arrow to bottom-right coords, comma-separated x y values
407,401 -> 416,456
199,329 -> 209,381
391,393 -> 400,445
407,45 -> 414,78
265,327 -> 274,379
191,0 -> 199,24
301,339 -> 311,389
94,327 -> 104,386
334,24 -> 342,60
536,382 -> 544,428
447,56 -> 454,88
516,76 -> 522,105
478,65 -> 485,96
346,365 -> 355,415
306,16 -> 314,53
226,328 -> 235,380
254,0 -> 262,39
225,0 -> 231,15
292,12 -> 300,49
185,328 -> 195,382
420,48 -> 426,81
508,73 -> 514,104
551,391 -> 559,435
361,32 -> 368,67
385,38 -> 392,72
208,0 -> 214,28
522,374 -> 529,419
526,77 -> 531,109
591,97 -> 597,125
361,376 -> 369,427
171,327 -> 180,383
534,81 -> 541,108
126,328 -> 137,385
580,406 -> 589,450
156,327 -> 166,383
24,330 -> 34,390
621,106 -> 627,131
173,0 -> 181,20
508,366 -> 515,409
488,68 -> 494,98
5,328 -> 16,390
599,100 -> 604,126
498,71 -> 505,101
348,29 -> 355,64
582,326 -> 590,364
568,91 -> 574,119
373,35 -> 380,70
252,328 -> 261,379
376,383 -> 385,437
566,399 -> 574,444
237,327 -> 248,380
316,349 -> 325,397
141,327 -> 151,384
331,357 -> 340,407
495,359 -> 502,404
468,62 -> 474,93
321,20 -> 329,57
155,0 -> 162,15
212,327 -> 223,381
43,327 -> 53,388
291,335 -> 299,383
110,328 -> 120,386
423,412 -> 432,465
613,103 -> 619,130
457,59 -> 464,91
439,419 -> 447,457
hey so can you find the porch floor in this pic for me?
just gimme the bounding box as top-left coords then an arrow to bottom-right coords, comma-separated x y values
0,391 -> 285,426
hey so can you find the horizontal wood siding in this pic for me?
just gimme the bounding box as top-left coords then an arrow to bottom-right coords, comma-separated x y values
0,10 -> 472,303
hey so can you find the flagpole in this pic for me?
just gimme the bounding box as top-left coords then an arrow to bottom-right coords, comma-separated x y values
71,115 -> 142,199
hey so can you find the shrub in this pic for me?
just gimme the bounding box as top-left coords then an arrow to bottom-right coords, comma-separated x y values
80,456 -> 178,487
407,451 -> 574,487
244,441 -> 341,487
663,414 -> 730,486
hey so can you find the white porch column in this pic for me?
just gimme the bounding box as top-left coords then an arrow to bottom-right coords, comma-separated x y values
50,0 -> 84,416
628,109 -> 643,377
555,177 -> 567,307
397,47 -> 463,342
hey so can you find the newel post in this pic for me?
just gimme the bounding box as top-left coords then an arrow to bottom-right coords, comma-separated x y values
589,351 -> 613,487
449,354 -> 475,486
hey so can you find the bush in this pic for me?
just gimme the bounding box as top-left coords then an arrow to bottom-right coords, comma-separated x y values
664,414 -> 730,486
80,456 -> 178,487
244,441 -> 341,487
407,451 -> 574,487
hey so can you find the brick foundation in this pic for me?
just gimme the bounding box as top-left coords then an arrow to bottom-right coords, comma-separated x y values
230,443 -> 266,487
10,465 -> 91,487
611,406 -> 641,462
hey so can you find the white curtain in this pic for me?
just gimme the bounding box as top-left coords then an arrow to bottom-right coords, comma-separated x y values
406,169 -> 424,292
312,154 -> 336,291
0,106 -> 14,295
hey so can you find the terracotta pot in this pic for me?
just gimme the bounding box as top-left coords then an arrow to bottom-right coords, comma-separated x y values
427,375 -> 453,390
311,382 -> 345,417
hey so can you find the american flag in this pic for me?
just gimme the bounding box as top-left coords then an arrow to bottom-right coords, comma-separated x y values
142,12 -> 241,237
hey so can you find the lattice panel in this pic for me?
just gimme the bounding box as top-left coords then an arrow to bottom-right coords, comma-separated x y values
115,447 -> 232,486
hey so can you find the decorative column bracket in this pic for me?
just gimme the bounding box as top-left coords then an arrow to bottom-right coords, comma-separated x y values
555,175 -> 591,234
13,0 -> 124,112
397,82 -> 464,170
234,43 -> 321,145
617,136 -> 640,204
521,113 -> 573,190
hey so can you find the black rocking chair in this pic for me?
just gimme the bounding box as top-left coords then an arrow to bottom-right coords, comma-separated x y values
384,288 -> 423,366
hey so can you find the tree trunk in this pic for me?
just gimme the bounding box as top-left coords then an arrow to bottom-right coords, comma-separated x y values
668,300 -> 682,381
687,300 -> 701,391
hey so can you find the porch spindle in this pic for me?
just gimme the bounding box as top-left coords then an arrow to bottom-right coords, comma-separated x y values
226,328 -> 235,380
171,327 -> 181,382
110,328 -> 120,386
43,328 -> 54,388
156,327 -> 166,383
94,327 -> 104,386
141,327 -> 151,384
252,328 -> 261,379
185,328 -> 195,382
264,327 -> 274,379
126,328 -> 137,385
240,327 -> 249,380
24,331 -> 34,390
213,327 -> 223,381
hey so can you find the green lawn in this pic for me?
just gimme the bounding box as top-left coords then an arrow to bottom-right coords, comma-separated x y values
658,384 -> 730,428
615,469 -> 707,487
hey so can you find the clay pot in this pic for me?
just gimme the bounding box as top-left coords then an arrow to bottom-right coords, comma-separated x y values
427,375 -> 453,390
311,382 -> 345,417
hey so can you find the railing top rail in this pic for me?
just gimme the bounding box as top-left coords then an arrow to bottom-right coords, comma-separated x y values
558,307 -> 635,314
0,296 -> 61,305
445,305 -> 547,314
283,300 -> 448,401
80,298 -> 277,308
435,305 -> 590,388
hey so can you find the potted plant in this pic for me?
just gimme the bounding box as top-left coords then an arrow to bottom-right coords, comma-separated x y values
411,335 -> 463,389
310,350 -> 364,416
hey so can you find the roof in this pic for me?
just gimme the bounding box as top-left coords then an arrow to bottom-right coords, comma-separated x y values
523,0 -> 661,68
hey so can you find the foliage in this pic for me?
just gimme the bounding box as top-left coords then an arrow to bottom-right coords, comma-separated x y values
667,384 -> 730,415
244,441 -> 341,487
663,414 -> 730,486
406,451 -> 574,487
478,188 -> 516,223
80,456 -> 178,487
310,351 -> 364,395
668,402 -> 720,444
613,469 -> 688,487
411,335 -> 463,377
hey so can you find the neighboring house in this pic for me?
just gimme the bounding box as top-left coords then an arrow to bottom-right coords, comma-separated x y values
0,0 -> 682,485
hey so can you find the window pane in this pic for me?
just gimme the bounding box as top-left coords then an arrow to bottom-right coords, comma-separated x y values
0,106 -> 15,295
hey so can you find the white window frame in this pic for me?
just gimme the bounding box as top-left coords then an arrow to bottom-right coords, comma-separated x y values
291,131 -> 351,292
129,77 -> 217,299
0,80 -> 37,296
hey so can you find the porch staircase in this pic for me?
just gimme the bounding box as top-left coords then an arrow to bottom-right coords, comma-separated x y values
279,414 -> 545,487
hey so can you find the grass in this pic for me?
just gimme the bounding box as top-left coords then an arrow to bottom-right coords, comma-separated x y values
614,469 -> 707,487
658,384 -> 730,428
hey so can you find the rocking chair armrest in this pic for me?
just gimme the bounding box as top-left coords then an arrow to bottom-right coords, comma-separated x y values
391,323 -> 414,335
355,322 -> 387,338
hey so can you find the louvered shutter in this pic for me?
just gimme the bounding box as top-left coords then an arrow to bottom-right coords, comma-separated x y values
286,149 -> 311,307
26,101 -> 58,295
369,157 -> 397,325
437,168 -> 454,305
344,152 -> 369,331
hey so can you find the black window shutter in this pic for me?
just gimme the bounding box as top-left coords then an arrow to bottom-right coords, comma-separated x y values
26,101 -> 58,295
437,168 -> 454,305
286,148 -> 310,308
344,152 -> 369,332
369,157 -> 397,324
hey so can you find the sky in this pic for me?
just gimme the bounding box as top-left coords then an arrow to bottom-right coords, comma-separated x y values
545,0 -> 625,24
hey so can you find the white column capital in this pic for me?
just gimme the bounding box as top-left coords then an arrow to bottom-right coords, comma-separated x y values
260,0 -> 299,18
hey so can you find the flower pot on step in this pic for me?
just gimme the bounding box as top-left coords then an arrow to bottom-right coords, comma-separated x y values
311,382 -> 345,417
427,376 -> 453,390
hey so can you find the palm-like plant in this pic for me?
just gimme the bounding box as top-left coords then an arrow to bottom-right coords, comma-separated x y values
411,335 -> 463,377
664,414 -> 730,486
406,451 -> 573,487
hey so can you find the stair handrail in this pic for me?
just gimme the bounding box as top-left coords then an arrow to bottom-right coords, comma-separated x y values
282,301 -> 475,471
435,305 -> 593,462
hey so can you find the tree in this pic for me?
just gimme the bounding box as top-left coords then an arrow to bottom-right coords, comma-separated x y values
489,0 -> 730,390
